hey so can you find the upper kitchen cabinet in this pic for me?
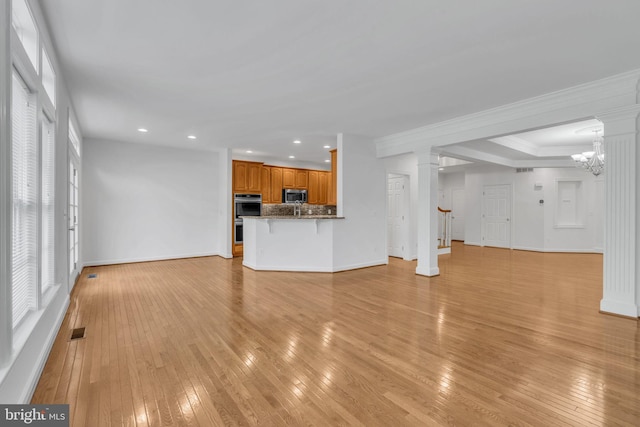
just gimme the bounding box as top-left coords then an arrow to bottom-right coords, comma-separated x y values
282,168 -> 309,189
307,170 -> 319,204
269,167 -> 283,203
233,160 -> 262,193
319,171 -> 329,205
328,149 -> 337,205
295,169 -> 308,189
282,168 -> 295,188
261,166 -> 271,202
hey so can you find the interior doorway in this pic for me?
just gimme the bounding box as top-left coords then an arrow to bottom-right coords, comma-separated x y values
451,188 -> 465,241
387,174 -> 409,259
482,184 -> 511,248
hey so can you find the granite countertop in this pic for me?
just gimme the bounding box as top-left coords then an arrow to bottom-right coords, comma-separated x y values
241,215 -> 345,220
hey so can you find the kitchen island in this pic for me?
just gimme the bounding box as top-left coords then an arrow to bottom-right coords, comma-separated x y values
242,215 -> 348,272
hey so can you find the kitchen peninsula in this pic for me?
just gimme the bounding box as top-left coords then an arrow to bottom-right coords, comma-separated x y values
242,215 -> 346,272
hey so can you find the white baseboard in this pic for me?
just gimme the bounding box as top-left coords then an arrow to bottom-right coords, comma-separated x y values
600,299 -> 639,318
464,241 -> 482,247
512,246 -> 603,254
416,266 -> 440,276
333,259 -> 388,272
0,288 -> 69,403
242,258 -> 388,273
85,252 -> 219,267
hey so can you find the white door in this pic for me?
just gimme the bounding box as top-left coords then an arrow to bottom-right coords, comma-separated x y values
451,188 -> 465,241
68,158 -> 80,290
483,184 -> 511,248
387,175 -> 406,258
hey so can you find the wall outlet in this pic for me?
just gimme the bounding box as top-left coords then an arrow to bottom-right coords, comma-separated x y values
328,209 -> 331,214
308,209 -> 312,215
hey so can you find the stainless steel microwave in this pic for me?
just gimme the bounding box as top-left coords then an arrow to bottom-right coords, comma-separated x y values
282,189 -> 307,204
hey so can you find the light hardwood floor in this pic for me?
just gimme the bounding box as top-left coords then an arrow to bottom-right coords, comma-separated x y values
32,243 -> 640,426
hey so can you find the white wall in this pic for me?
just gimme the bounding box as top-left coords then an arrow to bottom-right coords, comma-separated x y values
334,134 -> 388,269
439,172 -> 465,209
83,139 -> 221,265
384,152 -> 419,259
464,165 -> 603,252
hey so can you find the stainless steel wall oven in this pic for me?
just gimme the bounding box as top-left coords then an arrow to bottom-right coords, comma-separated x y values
234,194 -> 262,244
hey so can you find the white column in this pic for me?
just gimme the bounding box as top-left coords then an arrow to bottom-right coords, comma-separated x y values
599,105 -> 640,318
218,148 -> 233,258
416,151 -> 439,276
0,0 -> 12,366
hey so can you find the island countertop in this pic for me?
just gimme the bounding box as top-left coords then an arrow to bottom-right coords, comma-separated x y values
241,215 -> 345,220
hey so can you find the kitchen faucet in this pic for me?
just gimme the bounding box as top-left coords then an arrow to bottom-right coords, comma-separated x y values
293,200 -> 302,217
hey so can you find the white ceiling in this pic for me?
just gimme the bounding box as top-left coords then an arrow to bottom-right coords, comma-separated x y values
41,1 -> 640,167
437,118 -> 604,169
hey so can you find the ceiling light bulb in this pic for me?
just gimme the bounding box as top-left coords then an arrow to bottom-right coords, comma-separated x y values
187,135 -> 196,140
246,150 -> 253,153
138,128 -> 148,133
325,159 -> 330,163
289,155 -> 295,159
439,168 -> 444,171
294,140 -> 301,144
323,145 -> 330,149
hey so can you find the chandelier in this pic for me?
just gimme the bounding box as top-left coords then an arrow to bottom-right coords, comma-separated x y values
571,129 -> 604,176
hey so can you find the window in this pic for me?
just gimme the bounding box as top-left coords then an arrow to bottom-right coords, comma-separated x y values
11,70 -> 38,328
11,0 -> 38,72
69,118 -> 80,157
41,116 -> 55,294
42,48 -> 55,106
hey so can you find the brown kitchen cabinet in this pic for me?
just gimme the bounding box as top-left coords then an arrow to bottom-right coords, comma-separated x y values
269,167 -> 283,203
282,168 -> 295,188
328,149 -> 337,205
295,169 -> 308,188
261,166 -> 271,202
319,171 -> 329,205
233,160 -> 262,193
307,170 -> 319,204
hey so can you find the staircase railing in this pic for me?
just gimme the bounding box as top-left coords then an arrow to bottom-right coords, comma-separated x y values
438,207 -> 452,248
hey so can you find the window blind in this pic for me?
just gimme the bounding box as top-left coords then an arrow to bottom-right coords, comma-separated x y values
11,71 -> 38,328
41,118 -> 55,293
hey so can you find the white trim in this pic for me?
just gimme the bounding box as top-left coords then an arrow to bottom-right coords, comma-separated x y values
416,266 -> 439,276
512,246 -> 603,254
600,299 -> 639,319
243,258 -> 388,273
376,69 -> 640,157
0,291 -> 69,403
84,252 -> 220,267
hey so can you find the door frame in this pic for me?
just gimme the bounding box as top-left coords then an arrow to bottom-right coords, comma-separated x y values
67,148 -> 80,292
481,183 -> 513,249
386,172 -> 411,260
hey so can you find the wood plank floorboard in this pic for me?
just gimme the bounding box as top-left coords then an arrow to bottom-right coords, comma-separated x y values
32,242 -> 639,426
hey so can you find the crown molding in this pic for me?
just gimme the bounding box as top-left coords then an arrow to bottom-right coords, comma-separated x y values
376,69 -> 640,158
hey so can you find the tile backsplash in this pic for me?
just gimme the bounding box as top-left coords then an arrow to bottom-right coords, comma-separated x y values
262,204 -> 337,216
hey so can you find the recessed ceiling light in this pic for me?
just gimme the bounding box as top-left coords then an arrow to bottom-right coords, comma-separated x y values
137,128 -> 148,133
187,135 -> 196,140
246,150 -> 253,153
293,140 -> 301,144
324,159 -> 330,163
439,167 -> 444,171
323,145 -> 330,149
289,155 -> 295,159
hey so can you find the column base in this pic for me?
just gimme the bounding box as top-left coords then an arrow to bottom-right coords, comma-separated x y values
600,299 -> 639,318
416,266 -> 439,277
